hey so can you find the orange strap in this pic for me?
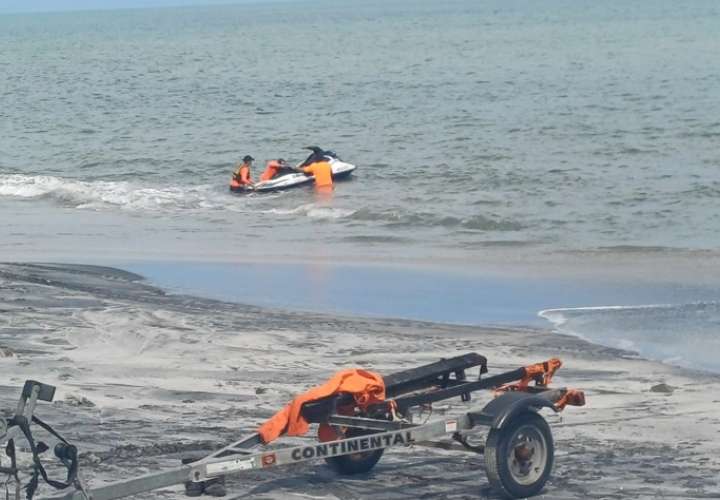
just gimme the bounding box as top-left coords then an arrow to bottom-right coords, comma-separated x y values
495,358 -> 563,395
553,389 -> 586,410
240,166 -> 251,183
493,359 -> 585,412
522,358 -> 562,388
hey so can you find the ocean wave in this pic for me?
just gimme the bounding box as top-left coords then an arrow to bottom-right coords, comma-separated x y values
590,245 -> 681,254
350,208 -> 523,231
0,174 -> 227,212
341,235 -> 415,244
1,175 -> 508,229
264,204 -> 356,219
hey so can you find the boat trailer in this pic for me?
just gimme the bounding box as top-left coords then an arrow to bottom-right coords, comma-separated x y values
1,353 -> 585,499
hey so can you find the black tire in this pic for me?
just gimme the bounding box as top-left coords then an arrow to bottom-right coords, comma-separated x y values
324,427 -> 384,475
484,412 -> 554,499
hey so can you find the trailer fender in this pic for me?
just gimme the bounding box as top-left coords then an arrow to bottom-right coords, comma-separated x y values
471,391 -> 556,430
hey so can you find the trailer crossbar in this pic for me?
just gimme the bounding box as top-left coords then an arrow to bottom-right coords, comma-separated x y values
49,416 -> 470,500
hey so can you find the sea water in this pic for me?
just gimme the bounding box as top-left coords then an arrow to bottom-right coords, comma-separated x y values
2,0 -> 720,371
121,260 -> 720,373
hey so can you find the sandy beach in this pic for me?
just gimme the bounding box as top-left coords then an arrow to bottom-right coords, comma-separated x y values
4,1 -> 720,498
1,262 -> 718,499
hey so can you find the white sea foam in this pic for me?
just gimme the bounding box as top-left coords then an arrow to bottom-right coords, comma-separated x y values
0,176 -> 361,223
264,203 -> 356,219
538,304 -> 673,326
306,207 -> 356,219
539,302 -> 720,373
0,174 -> 230,212
264,204 -> 315,216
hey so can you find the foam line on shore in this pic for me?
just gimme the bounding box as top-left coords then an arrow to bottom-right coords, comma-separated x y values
540,301 -> 720,373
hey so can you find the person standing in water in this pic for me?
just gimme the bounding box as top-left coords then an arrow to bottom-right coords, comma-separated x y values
299,159 -> 333,191
296,147 -> 333,191
230,155 -> 254,189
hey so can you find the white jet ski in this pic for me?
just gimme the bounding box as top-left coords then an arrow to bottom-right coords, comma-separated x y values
230,147 -> 356,194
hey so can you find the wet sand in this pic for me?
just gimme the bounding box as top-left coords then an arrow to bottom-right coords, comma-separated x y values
1,263 -> 719,499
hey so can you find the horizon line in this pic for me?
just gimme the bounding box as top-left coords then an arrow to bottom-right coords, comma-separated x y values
0,0 -> 306,16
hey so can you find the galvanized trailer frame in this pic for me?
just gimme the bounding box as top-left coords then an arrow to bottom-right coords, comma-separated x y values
1,353 -> 584,500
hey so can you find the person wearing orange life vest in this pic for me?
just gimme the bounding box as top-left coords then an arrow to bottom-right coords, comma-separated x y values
294,146 -> 334,190
299,160 -> 333,189
229,155 -> 254,190
259,158 -> 288,182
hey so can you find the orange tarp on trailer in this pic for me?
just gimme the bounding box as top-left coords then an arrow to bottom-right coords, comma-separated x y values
258,369 -> 385,444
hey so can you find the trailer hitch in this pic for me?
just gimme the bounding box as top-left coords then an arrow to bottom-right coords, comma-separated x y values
1,381 -> 87,500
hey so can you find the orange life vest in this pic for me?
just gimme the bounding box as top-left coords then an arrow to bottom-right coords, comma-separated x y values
232,163 -> 252,185
260,161 -> 282,182
302,161 -> 333,188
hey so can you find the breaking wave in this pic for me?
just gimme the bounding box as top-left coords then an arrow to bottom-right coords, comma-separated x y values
0,174 -> 229,212
0,174 -> 521,232
0,174 -> 358,224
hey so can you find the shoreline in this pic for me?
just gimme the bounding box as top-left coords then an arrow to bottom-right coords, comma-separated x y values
122,258 -> 720,374
5,258 -> 720,372
0,262 -> 719,498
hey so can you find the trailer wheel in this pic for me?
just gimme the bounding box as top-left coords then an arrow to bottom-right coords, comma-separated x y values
484,411 -> 554,499
323,427 -> 384,475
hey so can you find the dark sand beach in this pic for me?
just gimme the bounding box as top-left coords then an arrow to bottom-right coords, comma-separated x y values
1,263 -> 719,499
3,1 -> 720,498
